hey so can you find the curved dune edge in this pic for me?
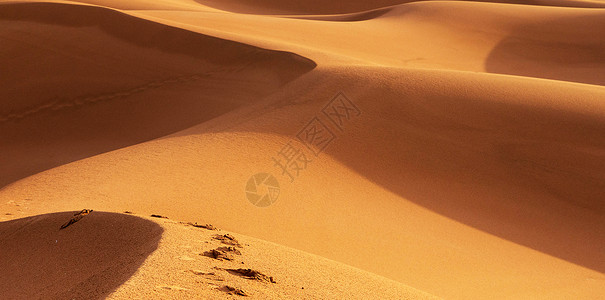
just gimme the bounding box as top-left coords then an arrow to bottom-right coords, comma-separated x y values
124,0 -> 605,87
108,214 -> 437,299
0,1 -> 315,188
0,211 -> 163,299
192,0 -> 605,15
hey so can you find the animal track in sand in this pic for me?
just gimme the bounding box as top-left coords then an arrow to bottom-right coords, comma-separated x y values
142,216 -> 275,297
0,69 -> 238,124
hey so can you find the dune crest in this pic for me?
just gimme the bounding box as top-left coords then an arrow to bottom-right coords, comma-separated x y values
194,0 -> 605,14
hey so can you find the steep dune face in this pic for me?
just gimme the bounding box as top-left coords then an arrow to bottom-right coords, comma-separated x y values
0,2 -> 315,187
0,211 -> 162,299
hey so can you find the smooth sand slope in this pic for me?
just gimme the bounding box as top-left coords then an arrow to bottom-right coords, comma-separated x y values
1,0 -> 604,299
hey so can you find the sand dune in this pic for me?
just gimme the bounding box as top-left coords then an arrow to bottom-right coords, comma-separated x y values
4,65 -> 604,298
130,1 -> 605,85
0,211 -> 162,299
0,2 -> 314,187
1,0 -> 604,298
195,0 -> 605,14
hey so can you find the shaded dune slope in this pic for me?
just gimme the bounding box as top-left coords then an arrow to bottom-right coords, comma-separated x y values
0,211 -> 163,299
0,2 -> 315,188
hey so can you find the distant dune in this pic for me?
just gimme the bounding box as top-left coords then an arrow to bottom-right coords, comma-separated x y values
1,0 -> 604,299
195,0 -> 605,14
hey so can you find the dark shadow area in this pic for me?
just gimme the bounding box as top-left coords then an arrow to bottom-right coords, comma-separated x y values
0,2 -> 311,66
0,211 -> 163,299
0,2 -> 316,188
486,13 -> 605,86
